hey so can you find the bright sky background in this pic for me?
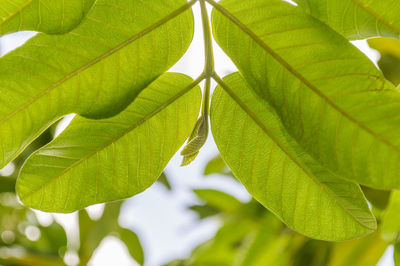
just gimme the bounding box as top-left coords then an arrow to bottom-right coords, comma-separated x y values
0,1 -> 394,266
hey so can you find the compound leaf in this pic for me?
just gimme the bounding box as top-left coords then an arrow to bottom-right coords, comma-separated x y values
0,0 -> 194,168
211,73 -> 376,241
16,73 -> 201,212
211,0 -> 400,190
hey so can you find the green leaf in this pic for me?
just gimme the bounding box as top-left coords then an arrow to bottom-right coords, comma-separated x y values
395,243 -> 400,266
211,0 -> 400,190
193,189 -> 242,214
369,38 -> 400,86
211,73 -> 376,241
381,190 -> 400,242
118,227 -> 144,265
16,73 -> 201,212
0,0 -> 194,168
328,232 -> 387,266
294,0 -> 400,40
0,0 -> 96,36
204,154 -> 231,176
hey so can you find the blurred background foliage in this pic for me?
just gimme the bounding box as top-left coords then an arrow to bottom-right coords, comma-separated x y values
0,125 -> 144,265
0,38 -> 400,265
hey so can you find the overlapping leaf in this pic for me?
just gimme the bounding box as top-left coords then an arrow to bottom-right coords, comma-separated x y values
294,0 -> 400,40
211,0 -> 400,189
211,73 -> 375,241
16,73 -> 201,212
0,0 -> 194,169
0,0 -> 96,36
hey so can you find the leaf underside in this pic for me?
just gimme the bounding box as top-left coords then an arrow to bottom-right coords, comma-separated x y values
17,73 -> 201,212
211,0 -> 400,190
294,0 -> 400,40
0,0 -> 97,36
0,0 -> 194,169
211,73 -> 375,241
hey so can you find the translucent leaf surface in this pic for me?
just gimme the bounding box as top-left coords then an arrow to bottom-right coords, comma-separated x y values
294,0 -> 400,40
211,73 -> 375,240
0,0 -> 96,36
211,0 -> 400,190
16,73 -> 201,212
0,0 -> 194,168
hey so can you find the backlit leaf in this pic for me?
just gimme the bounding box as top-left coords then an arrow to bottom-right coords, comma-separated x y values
0,0 -> 194,168
16,73 -> 201,212
211,0 -> 400,190
294,0 -> 400,40
0,0 -> 96,36
211,73 -> 375,240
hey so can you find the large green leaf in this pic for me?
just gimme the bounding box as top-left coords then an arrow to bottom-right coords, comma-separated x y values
211,73 -> 375,241
294,0 -> 400,40
0,0 -> 194,169
0,0 -> 95,36
211,0 -> 400,190
16,73 -> 201,212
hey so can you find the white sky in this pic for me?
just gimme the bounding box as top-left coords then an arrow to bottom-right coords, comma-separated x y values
0,1 -> 393,266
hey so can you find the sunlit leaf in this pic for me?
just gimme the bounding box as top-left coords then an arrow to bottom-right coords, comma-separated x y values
0,0 -> 95,36
0,0 -> 194,169
16,73 -> 201,212
294,0 -> 400,40
211,0 -> 400,190
211,73 -> 375,240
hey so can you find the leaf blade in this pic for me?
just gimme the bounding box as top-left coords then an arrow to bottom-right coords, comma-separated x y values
0,0 -> 96,36
0,0 -> 194,168
294,0 -> 400,40
16,73 -> 201,212
211,0 -> 400,190
211,73 -> 376,240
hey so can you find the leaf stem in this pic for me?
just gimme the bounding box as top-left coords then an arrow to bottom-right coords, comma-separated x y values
200,0 -> 214,117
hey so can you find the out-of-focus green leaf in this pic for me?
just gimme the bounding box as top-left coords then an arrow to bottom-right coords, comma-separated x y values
204,155 -> 231,176
118,227 -> 144,265
382,190 -> 400,242
17,73 -> 201,212
211,0 -> 400,190
294,0 -> 400,40
328,232 -> 387,266
193,189 -> 242,214
0,0 -> 195,169
395,243 -> 400,266
369,38 -> 400,58
189,204 -> 220,219
369,38 -> 400,86
0,0 -> 95,36
211,73 -> 375,241
361,186 -> 391,211
157,172 -> 172,191
0,177 -> 16,193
